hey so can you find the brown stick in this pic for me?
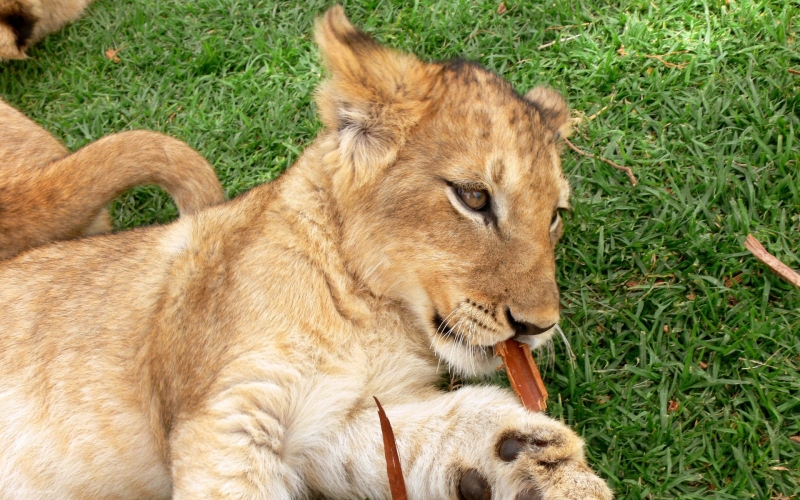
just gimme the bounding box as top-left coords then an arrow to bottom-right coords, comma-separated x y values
744,234 -> 800,291
495,339 -> 548,412
374,397 -> 408,500
563,137 -> 638,186
788,69 -> 800,76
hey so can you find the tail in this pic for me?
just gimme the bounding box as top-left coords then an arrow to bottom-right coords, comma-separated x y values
1,127 -> 226,259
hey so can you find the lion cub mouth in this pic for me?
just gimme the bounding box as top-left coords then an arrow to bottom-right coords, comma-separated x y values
433,312 -> 478,346
431,301 -> 503,349
431,302 -> 558,364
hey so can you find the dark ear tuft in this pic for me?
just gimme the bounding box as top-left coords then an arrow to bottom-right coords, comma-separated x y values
314,4 -> 383,81
320,5 -> 375,51
0,0 -> 37,50
524,87 -> 570,140
313,5 -> 440,186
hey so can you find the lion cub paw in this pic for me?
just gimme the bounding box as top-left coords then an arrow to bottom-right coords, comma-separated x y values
459,420 -> 612,500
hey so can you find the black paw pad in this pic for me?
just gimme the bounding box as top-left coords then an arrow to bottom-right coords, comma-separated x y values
498,438 -> 525,462
459,469 -> 491,500
516,488 -> 544,500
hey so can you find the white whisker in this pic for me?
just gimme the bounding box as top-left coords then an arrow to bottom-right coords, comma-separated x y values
470,310 -> 481,376
361,260 -> 384,283
432,305 -> 463,373
436,314 -> 461,374
536,337 -> 554,373
381,278 -> 402,296
445,317 -> 466,373
555,324 -> 576,361
436,306 -> 461,335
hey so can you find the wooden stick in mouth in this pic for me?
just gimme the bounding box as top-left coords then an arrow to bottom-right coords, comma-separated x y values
495,339 -> 548,412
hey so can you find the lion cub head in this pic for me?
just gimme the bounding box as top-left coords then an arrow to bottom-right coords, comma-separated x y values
316,7 -> 571,376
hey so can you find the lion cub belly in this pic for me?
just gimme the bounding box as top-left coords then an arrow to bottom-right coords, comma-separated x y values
0,387 -> 170,499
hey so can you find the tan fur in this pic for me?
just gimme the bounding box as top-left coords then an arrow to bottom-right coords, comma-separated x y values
0,98 -> 226,259
0,7 -> 612,499
0,0 -> 92,59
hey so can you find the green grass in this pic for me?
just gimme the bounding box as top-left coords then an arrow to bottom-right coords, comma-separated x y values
2,0 -> 798,497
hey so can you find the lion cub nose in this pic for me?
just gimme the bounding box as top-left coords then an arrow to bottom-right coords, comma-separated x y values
506,309 -> 555,336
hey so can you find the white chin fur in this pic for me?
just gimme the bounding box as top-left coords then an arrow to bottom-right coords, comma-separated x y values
513,328 -> 556,350
429,333 -> 503,377
430,327 -> 556,377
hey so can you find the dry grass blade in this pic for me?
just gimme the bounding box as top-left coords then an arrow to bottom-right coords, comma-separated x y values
104,46 -> 123,63
374,397 -> 408,500
563,137 -> 638,186
538,34 -> 580,50
744,234 -> 800,290
644,54 -> 688,70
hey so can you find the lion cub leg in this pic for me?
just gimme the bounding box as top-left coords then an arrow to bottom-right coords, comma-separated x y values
313,386 -> 613,500
168,384 -> 305,500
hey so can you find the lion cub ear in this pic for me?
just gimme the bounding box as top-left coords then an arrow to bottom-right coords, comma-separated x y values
524,87 -> 571,141
314,5 -> 438,185
0,0 -> 38,60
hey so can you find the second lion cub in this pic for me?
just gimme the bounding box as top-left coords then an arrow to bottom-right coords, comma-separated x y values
0,6 -> 612,500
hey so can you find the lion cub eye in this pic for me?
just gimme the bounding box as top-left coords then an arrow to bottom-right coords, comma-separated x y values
550,211 -> 560,229
550,209 -> 565,231
457,187 -> 489,211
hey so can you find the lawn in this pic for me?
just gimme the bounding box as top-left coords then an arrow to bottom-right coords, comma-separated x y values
1,0 -> 798,498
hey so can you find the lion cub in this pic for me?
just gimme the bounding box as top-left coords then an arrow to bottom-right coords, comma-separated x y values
0,98 -> 225,259
0,0 -> 93,59
0,6 -> 612,500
